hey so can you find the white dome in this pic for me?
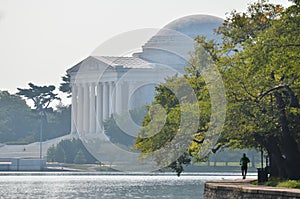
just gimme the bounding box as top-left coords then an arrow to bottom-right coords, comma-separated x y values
136,15 -> 223,73
162,15 -> 223,39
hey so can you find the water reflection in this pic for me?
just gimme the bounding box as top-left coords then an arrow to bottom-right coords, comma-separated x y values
0,173 -> 254,199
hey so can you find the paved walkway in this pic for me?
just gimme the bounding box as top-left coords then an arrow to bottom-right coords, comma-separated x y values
0,134 -> 75,159
205,178 -> 300,198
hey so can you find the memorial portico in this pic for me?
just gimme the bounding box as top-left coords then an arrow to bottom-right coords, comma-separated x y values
67,15 -> 223,137
70,80 -> 119,135
68,56 -> 171,136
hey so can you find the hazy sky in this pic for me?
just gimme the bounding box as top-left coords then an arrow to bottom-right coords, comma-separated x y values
0,0 -> 293,103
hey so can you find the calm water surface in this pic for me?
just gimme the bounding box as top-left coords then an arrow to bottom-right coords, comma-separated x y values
0,172 -> 254,199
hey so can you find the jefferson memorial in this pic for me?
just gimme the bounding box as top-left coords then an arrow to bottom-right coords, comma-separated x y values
67,15 -> 223,137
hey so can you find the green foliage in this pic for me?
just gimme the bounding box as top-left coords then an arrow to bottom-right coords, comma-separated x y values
277,180 -> 300,189
133,76 -> 210,173
0,90 -> 70,144
193,0 -> 300,179
17,83 -> 60,112
59,73 -> 72,98
103,107 -> 148,146
74,149 -> 87,164
16,83 -> 61,143
134,1 -> 300,179
0,91 -> 38,143
213,0 -> 300,179
55,144 -> 66,163
47,138 -> 96,164
216,0 -> 283,48
252,177 -> 300,189
45,104 -> 71,140
47,145 -> 56,162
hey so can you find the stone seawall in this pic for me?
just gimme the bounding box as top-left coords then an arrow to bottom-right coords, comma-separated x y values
204,179 -> 300,199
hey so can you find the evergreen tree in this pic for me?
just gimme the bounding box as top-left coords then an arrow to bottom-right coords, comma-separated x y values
59,73 -> 72,98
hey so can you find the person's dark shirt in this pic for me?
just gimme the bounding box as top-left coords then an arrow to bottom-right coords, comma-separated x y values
240,156 -> 250,167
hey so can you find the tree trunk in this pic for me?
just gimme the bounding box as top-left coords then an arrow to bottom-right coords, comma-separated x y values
269,151 -> 288,179
274,92 -> 300,180
267,152 -> 279,177
255,133 -> 288,179
264,137 -> 288,179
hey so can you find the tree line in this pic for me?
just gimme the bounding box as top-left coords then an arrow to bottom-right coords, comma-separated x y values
0,74 -> 71,144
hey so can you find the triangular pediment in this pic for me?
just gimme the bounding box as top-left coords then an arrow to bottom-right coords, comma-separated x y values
67,56 -> 114,74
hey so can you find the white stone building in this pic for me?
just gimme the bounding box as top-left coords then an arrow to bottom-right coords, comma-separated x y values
67,15 -> 223,137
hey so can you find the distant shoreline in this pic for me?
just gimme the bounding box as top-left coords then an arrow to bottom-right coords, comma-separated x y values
0,171 -> 257,176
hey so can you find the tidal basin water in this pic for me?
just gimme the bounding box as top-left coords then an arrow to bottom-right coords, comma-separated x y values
0,172 -> 254,198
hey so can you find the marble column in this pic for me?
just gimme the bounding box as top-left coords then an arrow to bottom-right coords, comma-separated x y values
110,82 -> 116,114
96,83 -> 103,132
103,82 -> 109,120
116,81 -> 122,114
71,84 -> 78,134
77,84 -> 84,134
108,81 -> 114,116
83,83 -> 90,134
127,82 -> 135,110
89,82 -> 96,133
122,81 -> 129,112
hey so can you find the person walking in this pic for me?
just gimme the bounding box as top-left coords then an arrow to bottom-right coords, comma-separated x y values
240,153 -> 250,179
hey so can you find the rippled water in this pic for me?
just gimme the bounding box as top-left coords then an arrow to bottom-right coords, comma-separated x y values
0,172 -> 251,199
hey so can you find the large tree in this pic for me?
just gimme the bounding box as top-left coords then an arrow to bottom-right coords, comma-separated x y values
134,0 -> 300,179
133,76 -> 212,175
17,83 -> 61,144
206,0 -> 300,180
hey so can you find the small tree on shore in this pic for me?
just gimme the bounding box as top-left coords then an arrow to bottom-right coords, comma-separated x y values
74,149 -> 87,164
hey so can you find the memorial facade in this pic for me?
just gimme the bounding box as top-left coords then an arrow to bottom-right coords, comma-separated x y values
67,15 -> 223,136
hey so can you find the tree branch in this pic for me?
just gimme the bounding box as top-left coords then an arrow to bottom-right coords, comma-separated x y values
265,43 -> 300,47
212,143 -> 222,153
259,85 -> 286,100
259,84 -> 300,108
193,138 -> 205,144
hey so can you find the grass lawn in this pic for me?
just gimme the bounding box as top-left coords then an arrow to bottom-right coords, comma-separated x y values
252,177 -> 300,189
63,163 -> 116,171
